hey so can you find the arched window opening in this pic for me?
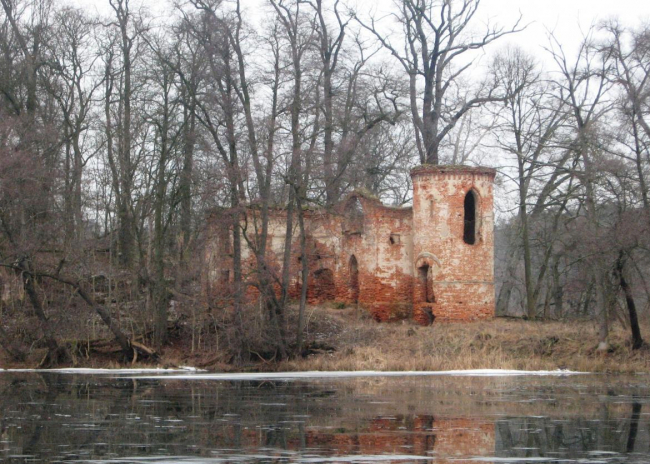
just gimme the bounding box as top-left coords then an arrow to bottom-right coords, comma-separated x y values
418,264 -> 434,303
463,190 -> 477,245
349,255 -> 360,303
312,268 -> 335,301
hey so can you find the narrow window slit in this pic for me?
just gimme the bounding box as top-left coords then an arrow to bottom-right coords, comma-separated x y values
463,190 -> 477,245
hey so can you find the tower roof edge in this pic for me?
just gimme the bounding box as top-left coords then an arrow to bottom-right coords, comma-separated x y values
410,164 -> 496,179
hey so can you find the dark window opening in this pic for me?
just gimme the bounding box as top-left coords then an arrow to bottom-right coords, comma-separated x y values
219,270 -> 230,285
463,190 -> 477,245
344,198 -> 364,235
349,255 -> 360,303
312,268 -> 335,301
220,228 -> 232,255
389,234 -> 400,245
418,264 -> 434,303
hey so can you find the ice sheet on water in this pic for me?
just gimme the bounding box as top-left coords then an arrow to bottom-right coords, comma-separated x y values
130,369 -> 586,381
0,366 -> 204,374
66,455 -> 434,463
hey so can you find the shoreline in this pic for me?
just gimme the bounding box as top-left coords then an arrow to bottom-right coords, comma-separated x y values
2,306 -> 649,374
0,368 -> 588,377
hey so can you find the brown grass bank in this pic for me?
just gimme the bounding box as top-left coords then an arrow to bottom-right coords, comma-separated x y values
2,304 -> 650,373
169,305 -> 650,374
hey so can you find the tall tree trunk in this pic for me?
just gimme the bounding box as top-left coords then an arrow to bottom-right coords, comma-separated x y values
110,0 -> 136,269
518,159 -> 535,319
496,233 -> 523,317
615,253 -> 644,349
179,101 -> 195,267
551,258 -> 563,319
152,103 -> 170,349
295,194 -> 309,355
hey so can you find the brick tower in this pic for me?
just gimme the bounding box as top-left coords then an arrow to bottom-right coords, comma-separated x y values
410,165 -> 496,323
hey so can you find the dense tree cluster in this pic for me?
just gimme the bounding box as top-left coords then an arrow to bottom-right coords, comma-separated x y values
493,24 -> 650,352
0,0 -> 648,365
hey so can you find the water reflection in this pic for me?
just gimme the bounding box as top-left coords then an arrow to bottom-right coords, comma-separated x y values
0,373 -> 649,463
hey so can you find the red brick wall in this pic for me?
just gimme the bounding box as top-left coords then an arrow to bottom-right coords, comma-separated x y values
205,165 -> 496,324
411,166 -> 496,323
334,197 -> 414,321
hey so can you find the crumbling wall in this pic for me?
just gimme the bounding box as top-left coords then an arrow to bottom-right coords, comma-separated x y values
337,195 -> 413,321
205,165 -> 496,324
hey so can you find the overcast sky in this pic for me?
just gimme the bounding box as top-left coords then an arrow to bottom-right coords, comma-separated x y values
476,0 -> 649,53
341,0 -> 650,66
75,0 -> 650,49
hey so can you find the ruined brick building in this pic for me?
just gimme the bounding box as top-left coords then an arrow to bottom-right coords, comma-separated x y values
206,165 -> 496,324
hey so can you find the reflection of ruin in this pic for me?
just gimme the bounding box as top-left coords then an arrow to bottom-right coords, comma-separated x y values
300,416 -> 495,462
207,165 -> 496,323
202,414 -> 495,462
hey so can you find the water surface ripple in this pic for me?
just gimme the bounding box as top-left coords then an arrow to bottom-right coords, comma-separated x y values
0,372 -> 649,463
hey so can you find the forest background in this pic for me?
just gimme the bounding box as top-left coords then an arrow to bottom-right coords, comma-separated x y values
1,0 -> 650,368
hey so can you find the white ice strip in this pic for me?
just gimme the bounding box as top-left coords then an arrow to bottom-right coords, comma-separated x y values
461,459 -> 574,462
0,366 -> 204,374
63,455 -> 433,463
298,454 -> 432,462
130,369 -> 586,381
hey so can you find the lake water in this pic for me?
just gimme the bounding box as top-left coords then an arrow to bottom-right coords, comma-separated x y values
1,371 -> 649,463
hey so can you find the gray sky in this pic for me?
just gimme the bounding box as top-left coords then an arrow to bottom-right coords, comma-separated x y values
480,0 -> 649,53
344,0 -> 650,65
75,0 -> 650,51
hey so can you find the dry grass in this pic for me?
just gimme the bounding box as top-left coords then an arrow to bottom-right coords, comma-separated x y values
276,305 -> 650,374
3,303 -> 649,373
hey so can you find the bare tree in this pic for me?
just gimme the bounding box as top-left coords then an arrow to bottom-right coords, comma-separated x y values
104,0 -> 148,268
603,21 -> 650,211
490,47 -> 570,319
355,0 -> 521,164
47,7 -> 102,244
547,30 -> 615,349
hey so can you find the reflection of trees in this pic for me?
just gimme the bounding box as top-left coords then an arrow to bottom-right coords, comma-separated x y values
0,377 -> 347,461
627,402 -> 642,452
496,402 -> 647,458
22,375 -> 60,456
